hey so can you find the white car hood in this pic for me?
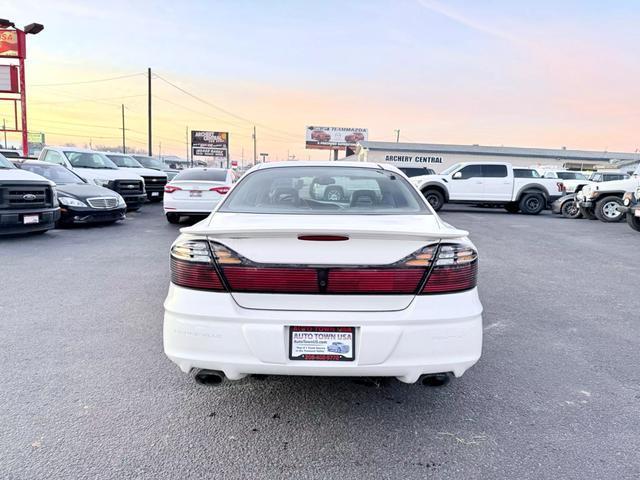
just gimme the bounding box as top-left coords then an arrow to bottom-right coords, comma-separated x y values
73,167 -> 144,181
0,168 -> 54,185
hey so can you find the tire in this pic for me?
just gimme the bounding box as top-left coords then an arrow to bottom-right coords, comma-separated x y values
561,200 -> 582,219
627,212 -> 640,232
166,213 -> 180,224
579,205 -> 596,220
504,202 -> 519,213
594,196 -> 624,222
323,186 -> 344,202
519,193 -> 545,215
421,189 -> 444,211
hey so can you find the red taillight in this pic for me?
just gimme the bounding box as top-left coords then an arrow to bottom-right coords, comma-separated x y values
223,267 -> 319,293
421,244 -> 478,294
327,269 -> 424,294
210,186 -> 230,194
171,257 -> 224,290
422,262 -> 478,294
165,185 -> 182,193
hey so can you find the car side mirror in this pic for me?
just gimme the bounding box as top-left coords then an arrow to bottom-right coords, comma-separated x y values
452,172 -> 462,179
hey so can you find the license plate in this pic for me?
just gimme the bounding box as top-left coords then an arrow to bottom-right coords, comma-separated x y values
190,191 -> 202,198
151,192 -> 159,197
289,326 -> 355,361
635,209 -> 640,218
23,215 -> 39,225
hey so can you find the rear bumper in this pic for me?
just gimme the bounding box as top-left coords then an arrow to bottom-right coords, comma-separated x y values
163,285 -> 483,383
0,207 -> 60,235
164,197 -> 222,214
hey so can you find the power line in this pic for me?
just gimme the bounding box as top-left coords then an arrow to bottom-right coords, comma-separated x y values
31,94 -> 146,106
153,73 -> 299,140
30,73 -> 145,87
30,117 -> 144,133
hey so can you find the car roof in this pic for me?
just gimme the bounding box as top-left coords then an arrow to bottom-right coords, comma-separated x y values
46,146 -> 109,154
251,161 -> 402,173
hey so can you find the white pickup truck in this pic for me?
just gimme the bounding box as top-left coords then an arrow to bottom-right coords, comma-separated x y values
410,162 -> 564,214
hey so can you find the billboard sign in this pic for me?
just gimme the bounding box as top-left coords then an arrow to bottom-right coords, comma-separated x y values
0,29 -> 23,58
191,131 -> 228,158
0,65 -> 19,93
305,126 -> 368,150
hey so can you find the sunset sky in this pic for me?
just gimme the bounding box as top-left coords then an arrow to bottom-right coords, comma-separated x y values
2,0 -> 640,161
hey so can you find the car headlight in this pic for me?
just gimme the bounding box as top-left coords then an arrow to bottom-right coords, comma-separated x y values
623,192 -> 632,206
93,178 -> 110,187
115,194 -> 126,207
58,196 -> 88,208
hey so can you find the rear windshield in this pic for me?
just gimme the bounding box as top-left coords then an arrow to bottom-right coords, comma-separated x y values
514,169 -> 540,178
219,166 -> 429,215
557,172 -> 586,180
173,169 -> 228,182
399,167 -> 435,177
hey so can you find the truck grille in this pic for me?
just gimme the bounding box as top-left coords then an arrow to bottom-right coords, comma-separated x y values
0,184 -> 52,209
87,197 -> 119,209
113,180 -> 144,196
142,176 -> 167,192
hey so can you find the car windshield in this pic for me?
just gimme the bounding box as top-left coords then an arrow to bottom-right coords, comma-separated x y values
0,153 -> 14,169
132,155 -> 164,169
105,154 -> 143,168
219,166 -> 429,215
173,169 -> 228,182
557,172 -> 586,180
64,151 -> 118,169
440,163 -> 461,175
20,163 -> 84,184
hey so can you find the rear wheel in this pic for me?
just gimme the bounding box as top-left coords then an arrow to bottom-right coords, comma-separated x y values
626,212 -> 640,232
166,213 -> 180,224
594,196 -> 624,222
519,193 -> 545,215
561,200 -> 582,219
421,189 -> 444,211
504,202 -> 519,213
323,186 -> 344,202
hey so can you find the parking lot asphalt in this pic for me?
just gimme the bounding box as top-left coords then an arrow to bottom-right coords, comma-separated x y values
1,204 -> 639,480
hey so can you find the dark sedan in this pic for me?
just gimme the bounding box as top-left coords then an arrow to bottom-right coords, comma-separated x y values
16,161 -> 127,226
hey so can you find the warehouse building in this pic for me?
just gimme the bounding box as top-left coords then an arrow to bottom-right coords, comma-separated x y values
355,141 -> 640,173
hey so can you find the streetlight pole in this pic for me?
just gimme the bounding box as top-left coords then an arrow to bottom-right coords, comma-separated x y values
2,119 -> 6,148
121,104 -> 126,153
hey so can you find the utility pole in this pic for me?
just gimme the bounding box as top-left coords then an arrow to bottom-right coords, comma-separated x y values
394,129 -> 400,143
185,125 -> 189,167
147,67 -> 152,156
121,104 -> 126,153
2,119 -> 6,148
159,142 -> 162,162
252,126 -> 257,165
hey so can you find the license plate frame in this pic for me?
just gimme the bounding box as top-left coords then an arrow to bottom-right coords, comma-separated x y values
190,190 -> 202,198
289,326 -> 355,362
635,209 -> 640,218
151,192 -> 160,197
23,214 -> 39,225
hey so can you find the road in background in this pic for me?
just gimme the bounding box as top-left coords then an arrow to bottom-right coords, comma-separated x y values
1,204 -> 638,479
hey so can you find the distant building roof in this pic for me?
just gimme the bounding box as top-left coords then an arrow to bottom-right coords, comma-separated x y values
358,141 -> 640,163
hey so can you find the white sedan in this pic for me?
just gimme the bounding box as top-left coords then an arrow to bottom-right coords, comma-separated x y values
163,167 -> 235,223
163,161 -> 483,387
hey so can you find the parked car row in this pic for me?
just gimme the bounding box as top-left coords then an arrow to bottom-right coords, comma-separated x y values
0,147 -> 174,235
551,166 -> 640,233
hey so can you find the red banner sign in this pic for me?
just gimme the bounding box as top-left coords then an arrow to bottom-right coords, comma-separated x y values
0,29 -> 23,58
